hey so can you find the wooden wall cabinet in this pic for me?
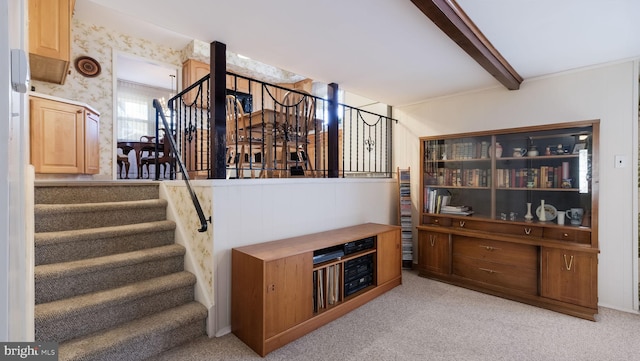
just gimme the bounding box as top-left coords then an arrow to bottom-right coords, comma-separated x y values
232,223 -> 401,356
541,247 -> 598,309
28,0 -> 75,84
181,59 -> 210,105
30,95 -> 100,174
418,120 -> 599,320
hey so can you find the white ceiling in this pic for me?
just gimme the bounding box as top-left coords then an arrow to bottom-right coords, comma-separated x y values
76,0 -> 640,106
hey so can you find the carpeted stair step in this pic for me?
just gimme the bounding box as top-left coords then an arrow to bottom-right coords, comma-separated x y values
35,244 -> 185,304
58,301 -> 207,361
35,271 -> 197,344
35,182 -> 159,204
35,220 -> 176,265
35,199 -> 168,232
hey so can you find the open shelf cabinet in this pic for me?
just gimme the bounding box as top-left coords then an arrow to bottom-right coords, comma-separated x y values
231,223 -> 401,356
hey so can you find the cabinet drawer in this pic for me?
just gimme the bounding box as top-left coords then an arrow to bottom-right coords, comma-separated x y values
422,215 -> 452,227
453,256 -> 538,294
456,220 -> 543,237
453,236 -> 537,269
543,228 -> 590,244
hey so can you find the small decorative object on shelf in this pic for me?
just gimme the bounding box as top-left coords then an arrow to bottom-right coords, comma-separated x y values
524,202 -> 534,222
538,199 -> 547,221
512,147 -> 526,157
494,142 -> 503,158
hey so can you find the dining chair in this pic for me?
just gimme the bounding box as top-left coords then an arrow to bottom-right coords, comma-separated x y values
139,135 -> 156,155
116,153 -> 130,179
278,90 -> 316,177
226,95 -> 263,178
140,129 -> 174,179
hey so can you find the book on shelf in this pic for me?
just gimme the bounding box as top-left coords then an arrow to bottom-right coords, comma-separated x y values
439,205 -> 474,216
440,209 -> 474,216
328,266 -> 335,305
496,166 -> 567,189
424,188 -> 452,213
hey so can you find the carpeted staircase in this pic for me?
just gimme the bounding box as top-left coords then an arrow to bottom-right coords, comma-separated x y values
34,182 -> 207,361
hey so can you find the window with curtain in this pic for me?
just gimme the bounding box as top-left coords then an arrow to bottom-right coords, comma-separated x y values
117,80 -> 172,141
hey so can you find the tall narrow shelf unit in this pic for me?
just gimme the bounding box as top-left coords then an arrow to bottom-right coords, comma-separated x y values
398,167 -> 413,268
232,223 -> 401,356
418,120 -> 599,320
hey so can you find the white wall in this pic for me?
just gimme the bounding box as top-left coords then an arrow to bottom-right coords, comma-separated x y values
211,178 -> 397,335
0,0 -> 11,340
393,61 -> 639,313
1,0 -> 32,341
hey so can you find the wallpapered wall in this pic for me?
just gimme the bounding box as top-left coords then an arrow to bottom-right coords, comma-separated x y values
163,184 -> 213,301
31,18 -> 183,179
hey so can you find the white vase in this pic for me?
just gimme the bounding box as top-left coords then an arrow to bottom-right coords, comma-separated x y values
524,202 -> 533,222
539,200 -> 546,221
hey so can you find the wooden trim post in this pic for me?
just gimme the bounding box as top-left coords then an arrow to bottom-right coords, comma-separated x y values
210,41 -> 227,179
327,83 -> 339,178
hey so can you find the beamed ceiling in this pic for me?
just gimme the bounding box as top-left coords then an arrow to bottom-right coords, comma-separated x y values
75,0 -> 640,106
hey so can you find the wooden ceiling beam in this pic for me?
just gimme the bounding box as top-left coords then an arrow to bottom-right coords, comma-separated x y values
411,0 -> 523,90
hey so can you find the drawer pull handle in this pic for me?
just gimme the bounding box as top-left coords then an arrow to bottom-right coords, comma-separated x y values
434,219 -> 439,224
479,268 -> 498,274
430,235 -> 435,247
563,254 -> 574,271
563,233 -> 569,238
459,221 -> 465,227
479,245 -> 500,251
524,228 -> 532,235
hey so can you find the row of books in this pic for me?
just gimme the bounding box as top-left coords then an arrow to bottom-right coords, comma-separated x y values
425,140 -> 490,161
423,188 -> 473,215
313,264 -> 341,313
424,164 -> 572,189
425,168 -> 490,187
496,166 -> 570,189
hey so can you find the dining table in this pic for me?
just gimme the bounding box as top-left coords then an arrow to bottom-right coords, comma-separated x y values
117,140 -> 157,178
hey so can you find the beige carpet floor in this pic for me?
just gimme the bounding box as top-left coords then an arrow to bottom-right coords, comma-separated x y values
154,270 -> 640,361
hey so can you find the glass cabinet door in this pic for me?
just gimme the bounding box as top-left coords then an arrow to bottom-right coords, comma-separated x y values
422,135 -> 492,218
494,124 -> 593,224
421,122 -> 595,227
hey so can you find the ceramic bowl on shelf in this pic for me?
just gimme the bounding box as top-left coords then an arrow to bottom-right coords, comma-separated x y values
536,203 -> 557,221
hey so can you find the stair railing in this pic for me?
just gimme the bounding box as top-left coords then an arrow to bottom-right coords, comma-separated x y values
152,99 -> 210,232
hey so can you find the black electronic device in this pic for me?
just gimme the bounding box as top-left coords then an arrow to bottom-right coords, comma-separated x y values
343,236 -> 375,255
344,274 -> 373,297
313,245 -> 345,265
343,254 -> 374,283
343,253 -> 374,297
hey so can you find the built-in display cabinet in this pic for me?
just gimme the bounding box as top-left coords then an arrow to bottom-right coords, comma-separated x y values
418,120 -> 599,320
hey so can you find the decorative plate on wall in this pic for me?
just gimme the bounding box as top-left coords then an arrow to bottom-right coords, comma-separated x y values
74,56 -> 101,78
